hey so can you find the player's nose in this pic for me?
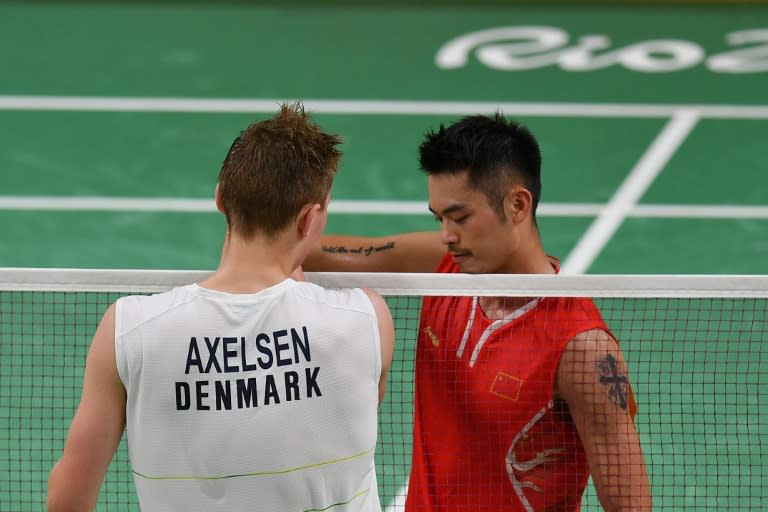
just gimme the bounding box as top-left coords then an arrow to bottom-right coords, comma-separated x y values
439,222 -> 459,245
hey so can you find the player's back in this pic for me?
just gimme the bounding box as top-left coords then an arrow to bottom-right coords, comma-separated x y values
115,278 -> 383,512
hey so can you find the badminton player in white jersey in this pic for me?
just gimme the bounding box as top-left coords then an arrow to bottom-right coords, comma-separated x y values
47,103 -> 395,512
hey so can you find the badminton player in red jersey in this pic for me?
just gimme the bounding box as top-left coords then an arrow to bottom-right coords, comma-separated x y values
304,113 -> 651,511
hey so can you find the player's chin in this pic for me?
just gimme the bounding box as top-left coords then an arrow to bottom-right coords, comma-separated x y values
458,256 -> 499,274
456,257 -> 482,274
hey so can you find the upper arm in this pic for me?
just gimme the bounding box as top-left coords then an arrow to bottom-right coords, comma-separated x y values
362,288 -> 395,404
303,232 -> 445,273
556,329 -> 652,512
47,303 -> 127,512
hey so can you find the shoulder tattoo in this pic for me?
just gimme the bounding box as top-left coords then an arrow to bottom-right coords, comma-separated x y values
596,354 -> 629,411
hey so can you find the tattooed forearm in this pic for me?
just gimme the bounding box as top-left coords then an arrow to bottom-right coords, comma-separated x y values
322,241 -> 396,257
596,354 -> 629,410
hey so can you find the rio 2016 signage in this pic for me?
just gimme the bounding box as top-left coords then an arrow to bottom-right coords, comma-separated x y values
436,26 -> 768,73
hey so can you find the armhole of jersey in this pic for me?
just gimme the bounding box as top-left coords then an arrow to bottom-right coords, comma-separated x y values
357,288 -> 382,383
114,298 -> 129,388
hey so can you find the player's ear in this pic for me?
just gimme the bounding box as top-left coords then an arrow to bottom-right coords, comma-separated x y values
214,183 -> 225,214
297,193 -> 330,239
504,185 -> 533,224
296,202 -> 323,239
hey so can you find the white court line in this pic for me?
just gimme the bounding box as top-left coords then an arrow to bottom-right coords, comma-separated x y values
2,196 -> 768,219
630,204 -> 768,219
1,95 -> 768,119
0,196 -> 218,212
561,110 -> 701,275
0,196 -> 600,216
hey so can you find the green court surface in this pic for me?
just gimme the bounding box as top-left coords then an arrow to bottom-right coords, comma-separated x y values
0,1 -> 767,511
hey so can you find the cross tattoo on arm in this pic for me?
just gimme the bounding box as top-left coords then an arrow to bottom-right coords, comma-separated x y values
596,354 -> 629,411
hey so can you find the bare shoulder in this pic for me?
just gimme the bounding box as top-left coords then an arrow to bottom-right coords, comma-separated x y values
558,328 -> 624,380
565,328 -> 620,356
361,288 -> 394,345
557,328 -> 633,413
92,303 -> 117,352
361,288 -> 395,400
361,287 -> 391,317
85,303 -> 121,383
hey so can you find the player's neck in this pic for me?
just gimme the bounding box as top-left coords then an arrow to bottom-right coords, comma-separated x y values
497,240 -> 556,275
201,233 -> 296,293
480,243 -> 555,318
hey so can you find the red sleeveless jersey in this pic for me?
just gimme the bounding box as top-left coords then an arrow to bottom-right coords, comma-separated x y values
406,253 -> 610,511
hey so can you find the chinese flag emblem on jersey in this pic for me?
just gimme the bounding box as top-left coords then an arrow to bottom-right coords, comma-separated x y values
490,372 -> 523,401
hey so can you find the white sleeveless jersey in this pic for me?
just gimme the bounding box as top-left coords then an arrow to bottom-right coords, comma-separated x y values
115,279 -> 382,512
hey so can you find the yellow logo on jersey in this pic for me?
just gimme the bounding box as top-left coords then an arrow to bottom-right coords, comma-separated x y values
423,327 -> 440,347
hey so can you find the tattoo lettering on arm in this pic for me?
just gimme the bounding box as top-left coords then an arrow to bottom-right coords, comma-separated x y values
596,354 -> 629,411
322,245 -> 350,254
322,241 -> 396,257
